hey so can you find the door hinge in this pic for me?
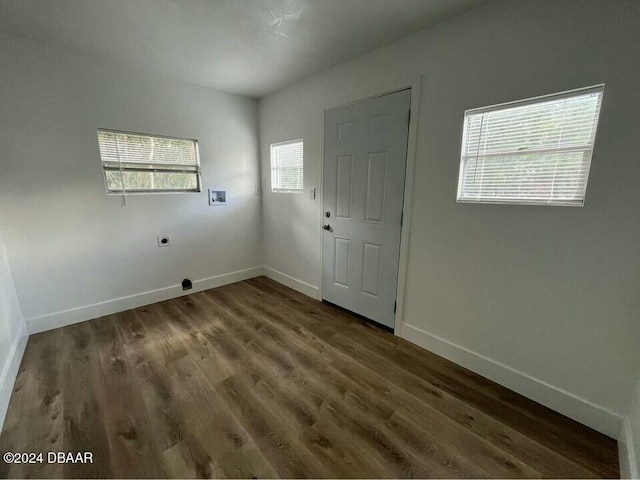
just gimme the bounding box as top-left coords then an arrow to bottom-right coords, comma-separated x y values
400,211 -> 403,227
394,301 -> 397,313
408,109 -> 411,126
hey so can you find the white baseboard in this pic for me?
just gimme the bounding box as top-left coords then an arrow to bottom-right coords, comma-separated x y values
263,266 -> 320,300
0,322 -> 28,431
26,266 -> 264,334
619,417 -> 639,479
402,323 -> 622,439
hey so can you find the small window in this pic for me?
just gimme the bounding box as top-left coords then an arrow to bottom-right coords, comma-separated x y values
457,85 -> 604,206
271,140 -> 303,193
97,129 -> 201,193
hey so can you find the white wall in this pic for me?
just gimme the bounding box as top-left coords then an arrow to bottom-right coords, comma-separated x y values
632,390 -> 640,477
259,0 -> 640,436
630,385 -> 640,477
621,378 -> 640,478
0,226 -> 28,429
0,33 -> 262,331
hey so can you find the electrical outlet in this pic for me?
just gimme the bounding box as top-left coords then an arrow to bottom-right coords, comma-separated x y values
158,235 -> 171,247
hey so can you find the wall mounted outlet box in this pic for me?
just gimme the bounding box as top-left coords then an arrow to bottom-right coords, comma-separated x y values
158,235 -> 171,247
208,189 -> 227,205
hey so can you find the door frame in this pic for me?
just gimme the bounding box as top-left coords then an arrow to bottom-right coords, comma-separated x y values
318,76 -> 422,337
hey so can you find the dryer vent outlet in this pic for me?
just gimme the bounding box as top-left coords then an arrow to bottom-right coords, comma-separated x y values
182,278 -> 193,291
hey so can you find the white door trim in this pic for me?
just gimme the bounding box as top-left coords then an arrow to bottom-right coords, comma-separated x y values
318,76 -> 422,336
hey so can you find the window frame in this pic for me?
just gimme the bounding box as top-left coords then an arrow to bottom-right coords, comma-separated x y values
97,128 -> 202,195
270,139 -> 304,194
456,85 -> 604,207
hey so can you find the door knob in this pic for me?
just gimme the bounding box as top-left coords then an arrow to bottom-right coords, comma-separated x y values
322,224 -> 331,231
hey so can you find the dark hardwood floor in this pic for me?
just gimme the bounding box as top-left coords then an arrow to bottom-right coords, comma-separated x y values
0,277 -> 619,478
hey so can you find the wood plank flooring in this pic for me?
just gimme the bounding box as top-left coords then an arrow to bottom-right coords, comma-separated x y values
0,277 -> 619,478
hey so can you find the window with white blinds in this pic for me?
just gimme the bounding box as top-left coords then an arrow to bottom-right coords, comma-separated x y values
271,140 -> 303,193
97,129 -> 201,193
457,85 -> 604,206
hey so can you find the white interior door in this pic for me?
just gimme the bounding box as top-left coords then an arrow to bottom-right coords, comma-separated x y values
322,89 -> 411,329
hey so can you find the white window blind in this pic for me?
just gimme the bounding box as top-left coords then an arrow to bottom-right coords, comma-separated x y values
457,85 -> 604,206
97,129 -> 201,193
271,140 -> 303,192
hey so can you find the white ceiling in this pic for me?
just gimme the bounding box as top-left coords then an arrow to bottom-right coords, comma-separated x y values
0,0 -> 485,98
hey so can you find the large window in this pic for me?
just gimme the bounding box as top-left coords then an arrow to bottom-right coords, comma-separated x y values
457,85 -> 604,206
97,129 -> 201,193
271,139 -> 303,193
